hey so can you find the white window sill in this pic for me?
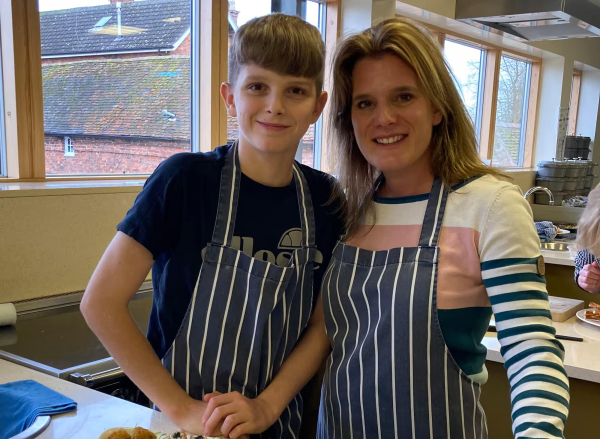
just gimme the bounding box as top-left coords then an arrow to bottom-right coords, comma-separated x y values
0,178 -> 146,198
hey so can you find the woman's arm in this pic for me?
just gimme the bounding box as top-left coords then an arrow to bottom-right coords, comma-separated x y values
479,186 -> 569,438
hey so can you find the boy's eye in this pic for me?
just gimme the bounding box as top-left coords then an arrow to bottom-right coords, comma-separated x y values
290,87 -> 306,95
357,100 -> 373,109
248,84 -> 264,91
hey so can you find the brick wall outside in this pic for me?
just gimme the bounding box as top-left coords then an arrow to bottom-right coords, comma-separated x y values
45,135 -> 189,174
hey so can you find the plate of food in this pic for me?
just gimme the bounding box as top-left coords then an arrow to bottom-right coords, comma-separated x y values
99,427 -> 223,439
556,228 -> 571,235
576,302 -> 600,328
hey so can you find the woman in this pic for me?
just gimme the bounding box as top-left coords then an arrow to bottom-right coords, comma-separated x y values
200,18 -> 570,439
575,185 -> 600,294
316,18 -> 569,439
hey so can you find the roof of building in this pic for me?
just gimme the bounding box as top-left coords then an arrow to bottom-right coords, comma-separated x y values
40,0 -> 190,57
42,56 -> 190,140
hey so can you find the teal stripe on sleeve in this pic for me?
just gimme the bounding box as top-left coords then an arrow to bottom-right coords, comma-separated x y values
494,308 -> 552,322
512,406 -> 567,424
481,257 -> 539,271
484,272 -> 546,287
511,374 -> 570,393
489,290 -> 548,306
498,324 -> 556,340
511,389 -> 569,409
513,421 -> 565,438
510,360 -> 568,382
503,346 -> 564,369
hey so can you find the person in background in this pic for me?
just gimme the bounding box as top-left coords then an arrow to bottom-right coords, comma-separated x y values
575,184 -> 600,294
200,17 -> 570,439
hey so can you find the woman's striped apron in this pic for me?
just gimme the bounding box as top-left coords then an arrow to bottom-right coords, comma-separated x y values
162,143 -> 317,438
318,178 -> 488,439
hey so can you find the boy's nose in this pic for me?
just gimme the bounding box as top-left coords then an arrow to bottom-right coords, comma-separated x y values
266,95 -> 285,115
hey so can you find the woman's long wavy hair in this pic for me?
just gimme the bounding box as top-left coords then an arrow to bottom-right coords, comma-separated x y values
329,17 -> 504,238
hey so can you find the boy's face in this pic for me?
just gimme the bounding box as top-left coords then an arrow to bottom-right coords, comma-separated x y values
221,64 -> 327,156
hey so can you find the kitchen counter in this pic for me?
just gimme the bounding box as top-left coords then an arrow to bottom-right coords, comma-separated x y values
483,315 -> 600,383
0,359 -> 178,438
540,248 -> 575,266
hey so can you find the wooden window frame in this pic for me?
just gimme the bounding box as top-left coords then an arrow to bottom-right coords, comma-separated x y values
422,22 -> 542,168
2,0 -> 228,183
568,69 -> 582,136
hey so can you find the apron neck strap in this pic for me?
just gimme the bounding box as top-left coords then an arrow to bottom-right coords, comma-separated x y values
417,178 -> 448,248
212,141 -> 242,247
292,163 -> 316,248
212,141 -> 316,248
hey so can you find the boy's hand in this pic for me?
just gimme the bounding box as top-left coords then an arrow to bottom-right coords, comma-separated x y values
168,397 -> 225,437
201,391 -> 279,439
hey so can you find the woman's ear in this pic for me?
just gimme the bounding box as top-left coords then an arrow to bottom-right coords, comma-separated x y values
432,107 -> 443,127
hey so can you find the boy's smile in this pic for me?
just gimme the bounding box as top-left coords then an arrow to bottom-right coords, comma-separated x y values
221,63 -> 327,157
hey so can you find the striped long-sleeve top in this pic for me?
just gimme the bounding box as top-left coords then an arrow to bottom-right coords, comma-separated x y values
347,174 -> 570,438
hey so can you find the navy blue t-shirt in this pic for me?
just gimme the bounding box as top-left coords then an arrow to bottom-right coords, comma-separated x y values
118,145 -> 344,359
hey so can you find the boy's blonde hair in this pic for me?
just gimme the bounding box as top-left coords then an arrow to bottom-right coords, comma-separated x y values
328,17 -> 504,237
577,185 -> 600,256
228,14 -> 325,93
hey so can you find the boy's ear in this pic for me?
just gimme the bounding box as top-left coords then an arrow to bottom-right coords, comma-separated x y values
311,90 -> 328,123
220,82 -> 237,117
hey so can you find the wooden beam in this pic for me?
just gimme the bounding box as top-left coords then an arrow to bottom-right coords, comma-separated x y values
11,0 -> 45,178
479,50 -> 501,162
523,62 -> 541,168
320,0 -> 341,174
200,0 -> 228,152
568,69 -> 582,136
417,20 -> 542,63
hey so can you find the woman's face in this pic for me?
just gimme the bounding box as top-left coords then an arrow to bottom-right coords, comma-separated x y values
350,53 -> 442,176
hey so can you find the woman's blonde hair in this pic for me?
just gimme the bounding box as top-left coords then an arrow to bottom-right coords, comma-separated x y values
577,185 -> 600,256
329,17 -> 504,237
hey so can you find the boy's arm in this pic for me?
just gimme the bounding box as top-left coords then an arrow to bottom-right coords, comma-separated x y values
81,232 -> 216,436
202,295 -> 331,438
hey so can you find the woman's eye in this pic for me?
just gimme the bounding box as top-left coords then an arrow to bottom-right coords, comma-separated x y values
357,101 -> 372,109
397,94 -> 413,103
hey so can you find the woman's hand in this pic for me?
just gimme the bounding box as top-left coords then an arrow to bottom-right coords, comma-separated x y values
201,391 -> 279,439
578,261 -> 600,294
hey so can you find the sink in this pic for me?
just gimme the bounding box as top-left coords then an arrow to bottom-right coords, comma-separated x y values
539,242 -> 570,252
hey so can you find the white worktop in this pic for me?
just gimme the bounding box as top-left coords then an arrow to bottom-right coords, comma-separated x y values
483,315 -> 600,383
540,248 -> 575,266
0,359 -> 178,438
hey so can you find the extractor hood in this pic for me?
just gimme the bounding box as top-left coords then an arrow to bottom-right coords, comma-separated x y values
455,0 -> 600,41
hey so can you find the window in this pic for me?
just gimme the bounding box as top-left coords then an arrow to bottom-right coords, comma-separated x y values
568,69 -> 582,136
39,0 -> 193,175
444,39 -> 486,141
492,56 -> 532,167
227,0 -> 326,168
0,34 -> 6,177
64,136 -> 74,156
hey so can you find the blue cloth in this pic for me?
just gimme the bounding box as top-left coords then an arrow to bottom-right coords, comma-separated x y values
566,196 -> 588,207
0,380 -> 77,439
535,221 -> 558,242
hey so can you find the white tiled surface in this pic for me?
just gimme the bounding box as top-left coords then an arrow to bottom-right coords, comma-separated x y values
0,359 -> 178,438
483,316 -> 600,383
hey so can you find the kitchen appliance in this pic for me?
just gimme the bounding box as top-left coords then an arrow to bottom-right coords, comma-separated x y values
456,0 -> 600,42
0,284 -> 154,407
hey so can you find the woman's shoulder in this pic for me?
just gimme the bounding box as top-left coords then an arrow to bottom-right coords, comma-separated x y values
450,174 -> 524,207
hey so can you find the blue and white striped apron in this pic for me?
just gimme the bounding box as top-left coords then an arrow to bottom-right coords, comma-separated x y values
318,178 -> 488,439
162,143 -> 317,438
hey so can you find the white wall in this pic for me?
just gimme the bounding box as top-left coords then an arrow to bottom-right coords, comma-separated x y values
342,0 -> 395,34
533,54 -> 565,163
577,68 -> 600,186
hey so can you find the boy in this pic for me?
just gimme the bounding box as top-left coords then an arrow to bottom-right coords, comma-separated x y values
81,14 -> 343,438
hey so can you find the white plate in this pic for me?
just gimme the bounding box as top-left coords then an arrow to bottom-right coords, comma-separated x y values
576,309 -> 600,328
557,229 -> 571,235
11,416 -> 50,439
